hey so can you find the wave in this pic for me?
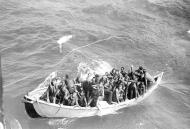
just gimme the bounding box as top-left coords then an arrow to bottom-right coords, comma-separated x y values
48,118 -> 75,129
1,0 -> 190,129
4,117 -> 22,129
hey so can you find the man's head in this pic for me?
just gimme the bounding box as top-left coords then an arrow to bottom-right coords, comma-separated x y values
112,68 -> 116,74
139,66 -> 143,70
56,77 -> 61,83
119,83 -> 123,89
95,74 -> 101,83
65,74 -> 69,79
109,77 -> 114,82
102,75 -> 107,80
124,73 -> 128,78
121,67 -> 124,71
92,77 -> 96,83
116,70 -> 119,75
51,78 -> 57,86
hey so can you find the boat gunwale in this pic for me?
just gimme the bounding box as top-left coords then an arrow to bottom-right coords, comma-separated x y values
24,72 -> 164,111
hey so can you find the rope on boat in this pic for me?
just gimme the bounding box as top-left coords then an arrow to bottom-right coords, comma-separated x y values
68,35 -> 134,54
54,104 -> 62,115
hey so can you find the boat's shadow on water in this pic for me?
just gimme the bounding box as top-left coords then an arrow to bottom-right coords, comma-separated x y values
24,103 -> 41,118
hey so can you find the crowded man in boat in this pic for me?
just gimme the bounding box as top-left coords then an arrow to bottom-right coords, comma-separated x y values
40,65 -> 155,107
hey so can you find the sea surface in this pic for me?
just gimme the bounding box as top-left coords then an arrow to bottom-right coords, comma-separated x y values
0,0 -> 190,129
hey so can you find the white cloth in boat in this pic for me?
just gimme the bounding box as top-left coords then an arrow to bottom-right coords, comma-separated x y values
145,72 -> 155,83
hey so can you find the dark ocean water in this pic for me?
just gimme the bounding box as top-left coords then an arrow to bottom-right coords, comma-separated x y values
1,0 -> 190,128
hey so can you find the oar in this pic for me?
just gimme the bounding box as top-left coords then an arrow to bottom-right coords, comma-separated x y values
57,35 -> 73,53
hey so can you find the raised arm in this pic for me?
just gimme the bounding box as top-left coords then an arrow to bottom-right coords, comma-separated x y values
46,87 -> 50,103
115,89 -> 120,103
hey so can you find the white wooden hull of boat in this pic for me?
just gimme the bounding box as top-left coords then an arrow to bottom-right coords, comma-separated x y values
23,72 -> 164,118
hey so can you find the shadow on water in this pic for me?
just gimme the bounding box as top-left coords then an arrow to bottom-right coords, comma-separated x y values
0,55 -> 4,125
24,103 -> 41,118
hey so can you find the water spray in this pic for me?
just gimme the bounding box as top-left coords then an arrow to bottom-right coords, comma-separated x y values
57,35 -> 73,53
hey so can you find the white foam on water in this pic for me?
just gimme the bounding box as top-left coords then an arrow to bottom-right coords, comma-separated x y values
48,118 -> 75,128
0,122 -> 4,129
9,119 -> 22,129
77,60 -> 113,81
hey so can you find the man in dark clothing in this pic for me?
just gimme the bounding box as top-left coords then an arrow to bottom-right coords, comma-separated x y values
110,68 -> 116,77
122,74 -> 130,100
64,74 -> 79,106
128,65 -> 136,80
56,81 -> 70,105
65,74 -> 75,94
88,85 -> 99,107
102,76 -> 113,104
49,78 -> 58,103
88,76 -> 99,107
128,81 -> 138,99
81,80 -> 91,103
39,78 -> 58,103
127,71 -> 139,100
120,67 -> 127,77
137,82 -> 145,96
76,85 -> 87,107
115,83 -> 124,103
135,66 -> 155,90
